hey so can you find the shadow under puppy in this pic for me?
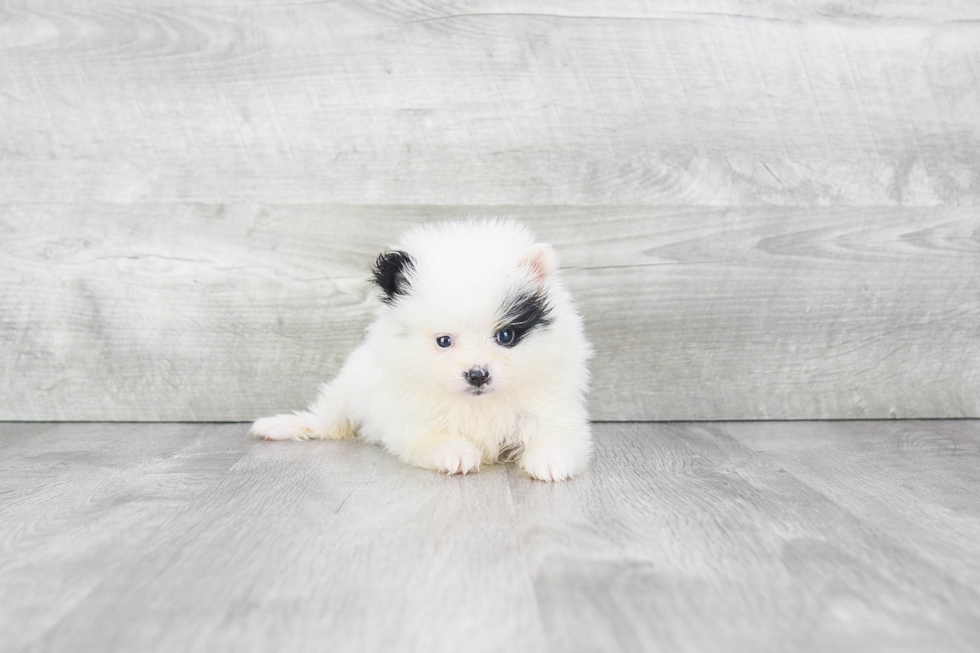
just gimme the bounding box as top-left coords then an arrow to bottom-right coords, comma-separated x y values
251,219 -> 593,481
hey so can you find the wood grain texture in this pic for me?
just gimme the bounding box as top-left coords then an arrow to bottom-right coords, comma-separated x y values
0,1 -> 978,205
10,425 -> 548,653
3,420 -> 980,652
0,423 -> 252,652
2,0 -> 979,420
515,421 -> 980,652
725,420 -> 980,588
2,204 -> 977,420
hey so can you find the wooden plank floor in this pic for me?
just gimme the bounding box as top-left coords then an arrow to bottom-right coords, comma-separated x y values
2,421 -> 979,653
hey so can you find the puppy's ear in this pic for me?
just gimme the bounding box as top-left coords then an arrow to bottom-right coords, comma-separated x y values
372,250 -> 414,304
520,243 -> 558,284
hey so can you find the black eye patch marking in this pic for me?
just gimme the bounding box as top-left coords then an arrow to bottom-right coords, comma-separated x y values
496,290 -> 554,347
372,250 -> 414,305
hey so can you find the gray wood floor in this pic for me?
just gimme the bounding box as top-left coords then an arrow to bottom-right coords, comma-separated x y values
2,421 -> 979,653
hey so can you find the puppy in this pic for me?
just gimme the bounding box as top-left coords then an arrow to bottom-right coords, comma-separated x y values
250,219 -> 593,481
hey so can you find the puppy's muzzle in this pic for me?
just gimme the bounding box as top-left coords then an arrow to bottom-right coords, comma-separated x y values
465,367 -> 490,388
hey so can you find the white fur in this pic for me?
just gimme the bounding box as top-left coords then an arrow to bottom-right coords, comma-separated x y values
250,219 -> 593,481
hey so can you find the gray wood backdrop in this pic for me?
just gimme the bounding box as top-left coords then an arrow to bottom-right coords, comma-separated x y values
1,1 -> 978,421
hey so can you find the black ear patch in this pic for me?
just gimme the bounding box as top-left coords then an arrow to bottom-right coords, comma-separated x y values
372,250 -> 414,304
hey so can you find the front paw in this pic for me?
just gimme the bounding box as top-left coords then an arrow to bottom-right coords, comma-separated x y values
522,447 -> 577,482
433,441 -> 483,476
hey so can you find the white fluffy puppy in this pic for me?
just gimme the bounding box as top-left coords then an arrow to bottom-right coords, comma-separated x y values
251,219 -> 593,481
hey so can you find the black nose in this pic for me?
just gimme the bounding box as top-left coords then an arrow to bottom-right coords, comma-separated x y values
465,368 -> 490,387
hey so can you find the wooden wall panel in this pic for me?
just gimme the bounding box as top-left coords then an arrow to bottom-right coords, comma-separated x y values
1,205 -> 976,420
1,1 -> 978,420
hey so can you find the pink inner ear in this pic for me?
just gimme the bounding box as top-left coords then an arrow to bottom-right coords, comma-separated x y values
522,244 -> 557,283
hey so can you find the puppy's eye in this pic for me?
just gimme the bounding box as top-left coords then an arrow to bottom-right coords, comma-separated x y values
495,328 -> 516,346
436,335 -> 453,348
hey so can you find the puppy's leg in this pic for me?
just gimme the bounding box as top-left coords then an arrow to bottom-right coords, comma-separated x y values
520,414 -> 593,482
250,382 -> 356,441
390,431 -> 484,475
429,438 -> 484,475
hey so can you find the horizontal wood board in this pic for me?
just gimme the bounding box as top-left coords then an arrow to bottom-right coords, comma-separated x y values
3,420 -> 980,652
1,204 -> 977,420
0,1 -> 978,205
